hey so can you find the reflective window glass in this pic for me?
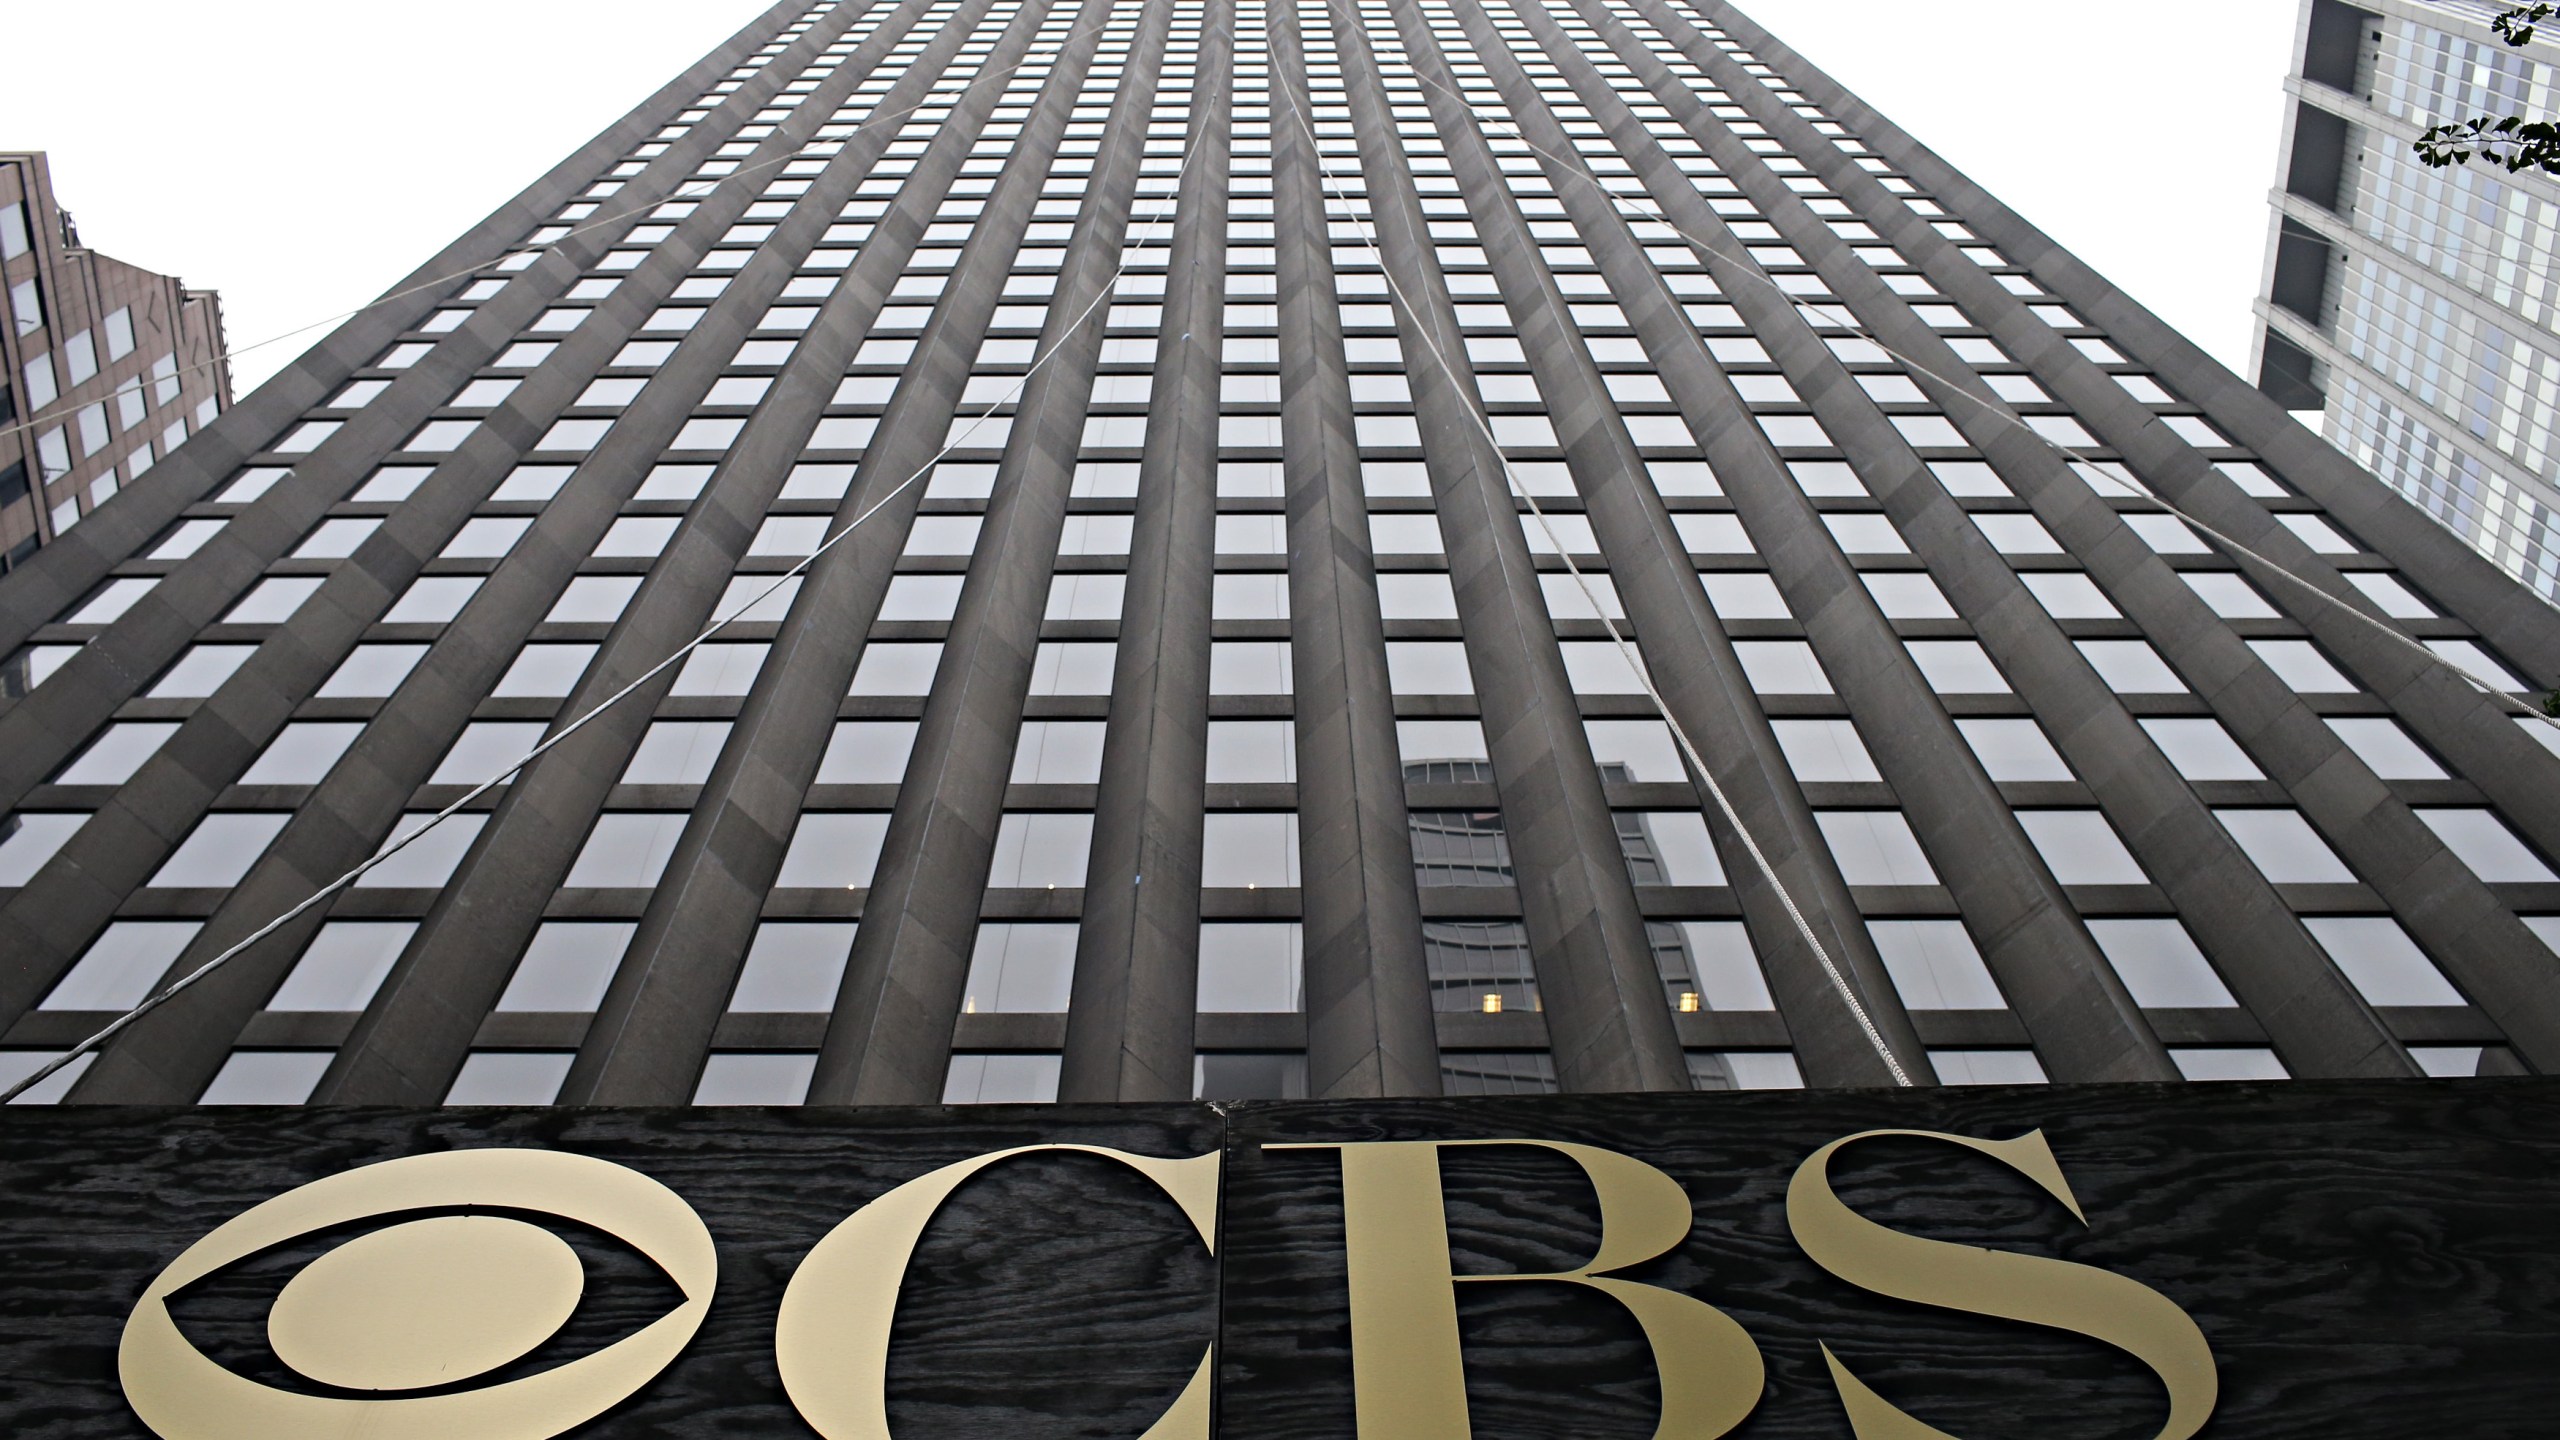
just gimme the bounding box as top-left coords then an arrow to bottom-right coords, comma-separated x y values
962,924 -> 1076,1012
1869,920 -> 2004,1008
497,923 -> 637,1011
731,923 -> 858,1011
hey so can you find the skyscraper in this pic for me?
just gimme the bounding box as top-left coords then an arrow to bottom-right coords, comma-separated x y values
2,0 -> 2556,1114
0,152 -> 231,576
2253,0 -> 2560,602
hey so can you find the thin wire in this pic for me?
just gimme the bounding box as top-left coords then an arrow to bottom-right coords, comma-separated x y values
0,10 -> 1128,454
1388,4 -> 2560,734
0,49 -> 1207,1107
1276,25 -> 1918,1086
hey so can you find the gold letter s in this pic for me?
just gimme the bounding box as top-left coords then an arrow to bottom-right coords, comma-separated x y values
1785,1129 -> 2216,1440
1272,1139 -> 1765,1440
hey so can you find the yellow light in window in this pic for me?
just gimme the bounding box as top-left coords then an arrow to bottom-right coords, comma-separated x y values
1678,991 -> 1702,1013
1481,993 -> 1504,1014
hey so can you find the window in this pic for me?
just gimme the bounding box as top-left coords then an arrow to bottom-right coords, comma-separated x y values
1585,720 -> 1684,782
1207,721 -> 1296,783
1701,572 -> 1790,619
962,924 -> 1076,1012
1651,921 -> 1774,1010
820,721 -> 919,784
2243,640 -> 2353,693
1772,720 -> 1879,782
2140,718 -> 2262,781
1047,574 -> 1124,621
672,642 -> 769,695
356,813 -> 487,888
1906,640 -> 2010,694
945,1053 -> 1062,1104
1863,571 -> 1956,619
566,813 -> 689,887
694,1053 -> 816,1105
1362,510 -> 1454,558
1868,920 -> 2004,1008
1378,572 -> 1460,620
43,922 -> 201,1010
0,814 -> 89,886
447,1053 -> 575,1104
493,645 -> 597,697
849,643 -> 942,696
2016,810 -> 2148,884
1211,641 -> 1293,695
2170,1048 -> 2288,1081
385,576 -> 482,623
2182,573 -> 2278,619
623,721 -> 731,784
317,644 -> 428,698
905,516 -> 983,556
55,723 -> 181,786
149,520 -> 227,560
595,517 -> 681,558
2302,917 -> 2464,1006
1686,1052 -> 1805,1090
225,577 -> 326,625
1030,643 -> 1117,696
1388,642 -> 1475,695
201,1052 -> 333,1104
1817,811 -> 1938,885
1213,574 -> 1289,620
2323,718 -> 2445,780
441,517 -> 532,558
2414,809 -> 2557,883
776,814 -> 888,888
731,923 -> 858,1011
1733,641 -> 1832,694
716,575 -> 800,623
1930,1050 -> 2049,1085
1953,718 -> 2071,781
150,645 -> 257,698
2087,919 -> 2236,1007
2076,640 -> 2185,694
2214,810 -> 2355,884
1440,1053 -> 1560,1096
1198,924 -> 1304,1012
989,813 -> 1094,888
1201,813 -> 1300,888
68,577 -> 158,625
497,923 -> 637,1011
268,922 -> 417,1010
2020,572 -> 2117,620
547,576 -> 642,623
241,722 -> 366,785
150,813 -> 290,887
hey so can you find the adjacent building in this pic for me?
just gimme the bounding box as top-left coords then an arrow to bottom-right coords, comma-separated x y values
2254,0 -> 2560,602
0,153 -> 231,575
0,0 -> 2556,1112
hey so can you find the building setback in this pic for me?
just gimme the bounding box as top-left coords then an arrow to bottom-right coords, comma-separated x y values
0,0 -> 2556,1111
2255,0 -> 2560,602
0,153 -> 231,579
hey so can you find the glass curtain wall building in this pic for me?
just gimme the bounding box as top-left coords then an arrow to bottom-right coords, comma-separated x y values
2,0 -> 2558,1110
2254,0 -> 2560,602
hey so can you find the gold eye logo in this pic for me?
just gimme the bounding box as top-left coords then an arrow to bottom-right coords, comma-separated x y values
119,1149 -> 717,1440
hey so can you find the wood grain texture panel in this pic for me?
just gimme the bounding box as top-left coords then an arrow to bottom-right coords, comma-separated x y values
4,1083 -> 2560,1438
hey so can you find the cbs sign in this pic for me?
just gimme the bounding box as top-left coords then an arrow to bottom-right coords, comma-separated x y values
117,1127 -> 2215,1440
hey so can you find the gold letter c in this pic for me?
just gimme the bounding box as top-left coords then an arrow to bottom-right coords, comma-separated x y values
775,1145 -> 1219,1440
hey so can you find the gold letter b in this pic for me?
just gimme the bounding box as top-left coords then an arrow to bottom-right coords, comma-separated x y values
1272,1139 -> 1764,1440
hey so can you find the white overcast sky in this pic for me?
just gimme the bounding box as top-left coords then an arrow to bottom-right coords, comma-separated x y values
4,0 -> 2301,395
